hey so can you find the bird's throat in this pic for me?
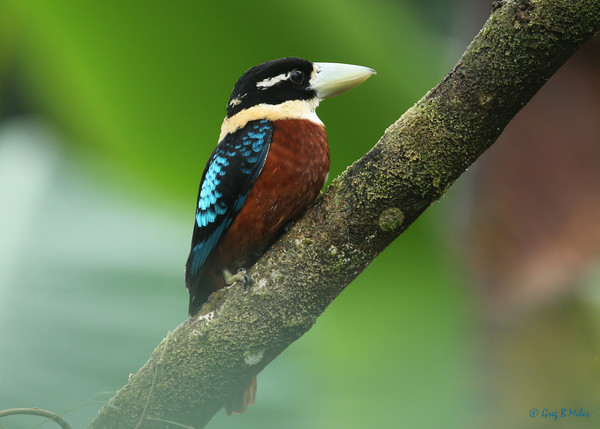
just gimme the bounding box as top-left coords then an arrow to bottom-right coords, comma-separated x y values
219,98 -> 322,142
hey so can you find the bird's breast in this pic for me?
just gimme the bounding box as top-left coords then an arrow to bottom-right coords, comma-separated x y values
215,118 -> 329,269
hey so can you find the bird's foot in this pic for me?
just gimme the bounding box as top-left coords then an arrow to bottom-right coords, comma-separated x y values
223,268 -> 253,286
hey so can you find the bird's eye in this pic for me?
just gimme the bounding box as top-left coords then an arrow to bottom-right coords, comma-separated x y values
289,69 -> 304,85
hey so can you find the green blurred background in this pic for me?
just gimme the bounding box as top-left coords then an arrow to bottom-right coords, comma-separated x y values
1,1 -> 598,428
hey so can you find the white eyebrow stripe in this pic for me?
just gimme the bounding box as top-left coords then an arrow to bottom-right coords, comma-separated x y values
256,72 -> 290,89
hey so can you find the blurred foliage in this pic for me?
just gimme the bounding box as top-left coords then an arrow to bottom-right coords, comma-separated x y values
0,2 -> 474,428
3,1 -> 595,429
0,0 -> 451,205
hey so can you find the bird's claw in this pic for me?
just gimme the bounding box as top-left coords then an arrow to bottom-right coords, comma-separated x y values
236,268 -> 253,286
223,268 -> 253,287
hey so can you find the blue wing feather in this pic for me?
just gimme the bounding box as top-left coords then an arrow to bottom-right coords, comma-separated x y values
186,119 -> 273,285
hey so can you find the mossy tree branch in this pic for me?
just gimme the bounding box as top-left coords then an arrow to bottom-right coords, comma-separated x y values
90,1 -> 600,428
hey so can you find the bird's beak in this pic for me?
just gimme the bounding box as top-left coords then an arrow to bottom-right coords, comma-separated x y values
310,62 -> 376,99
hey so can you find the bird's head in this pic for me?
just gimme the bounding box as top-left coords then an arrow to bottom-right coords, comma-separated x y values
220,57 -> 375,139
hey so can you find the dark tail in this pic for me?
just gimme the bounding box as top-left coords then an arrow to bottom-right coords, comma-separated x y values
225,377 -> 257,415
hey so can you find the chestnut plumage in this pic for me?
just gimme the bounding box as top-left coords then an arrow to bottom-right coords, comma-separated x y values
184,57 -> 375,414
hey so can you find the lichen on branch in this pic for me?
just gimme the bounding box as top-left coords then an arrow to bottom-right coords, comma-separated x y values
90,1 -> 600,428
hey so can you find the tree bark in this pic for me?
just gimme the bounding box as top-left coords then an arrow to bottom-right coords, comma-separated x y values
89,1 -> 600,427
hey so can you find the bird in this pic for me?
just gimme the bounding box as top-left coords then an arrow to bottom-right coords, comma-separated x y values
184,56 -> 375,414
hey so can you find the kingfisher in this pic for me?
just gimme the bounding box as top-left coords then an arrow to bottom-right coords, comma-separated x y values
185,57 -> 375,413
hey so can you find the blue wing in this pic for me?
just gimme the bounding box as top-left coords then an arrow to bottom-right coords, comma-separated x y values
185,119 -> 273,298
